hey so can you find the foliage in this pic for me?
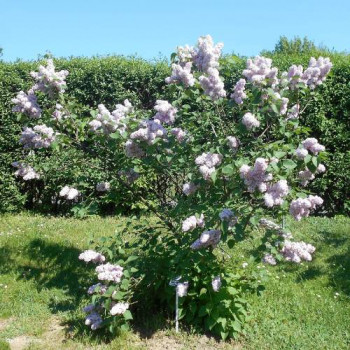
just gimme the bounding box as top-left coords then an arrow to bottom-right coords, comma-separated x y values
8,34 -> 337,340
262,35 -> 323,55
1,45 -> 350,214
0,56 -> 170,214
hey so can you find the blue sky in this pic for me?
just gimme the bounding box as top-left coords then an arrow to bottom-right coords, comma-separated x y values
0,0 -> 349,62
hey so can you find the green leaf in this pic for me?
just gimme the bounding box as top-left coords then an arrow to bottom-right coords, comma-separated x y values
217,317 -> 227,328
231,320 -> 242,332
112,291 -> 125,300
206,317 -> 217,330
222,165 -> 234,176
271,104 -> 279,114
198,305 -> 207,317
274,151 -> 286,159
210,170 -> 217,183
120,323 -> 130,331
123,310 -> 133,320
109,132 -> 120,139
227,287 -> 239,295
199,288 -> 207,296
227,239 -> 235,249
312,156 -> 319,168
126,255 -> 138,264
220,331 -> 229,340
283,159 -> 297,169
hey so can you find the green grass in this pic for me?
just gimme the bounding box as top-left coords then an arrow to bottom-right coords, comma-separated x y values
0,213 -> 349,349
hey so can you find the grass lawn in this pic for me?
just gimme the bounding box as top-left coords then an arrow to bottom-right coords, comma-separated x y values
0,213 -> 349,350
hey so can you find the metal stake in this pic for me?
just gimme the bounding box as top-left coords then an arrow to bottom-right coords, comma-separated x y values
175,290 -> 179,332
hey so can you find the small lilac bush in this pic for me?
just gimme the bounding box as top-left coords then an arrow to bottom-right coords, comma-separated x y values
11,36 -> 332,339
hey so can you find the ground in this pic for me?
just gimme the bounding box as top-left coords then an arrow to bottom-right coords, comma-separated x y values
0,213 -> 349,350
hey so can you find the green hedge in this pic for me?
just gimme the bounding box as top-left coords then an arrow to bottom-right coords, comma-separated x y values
0,52 -> 349,215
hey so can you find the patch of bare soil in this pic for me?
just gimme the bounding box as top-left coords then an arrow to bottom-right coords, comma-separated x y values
0,318 -> 12,331
7,317 -> 66,350
7,335 -> 38,350
135,331 -> 242,350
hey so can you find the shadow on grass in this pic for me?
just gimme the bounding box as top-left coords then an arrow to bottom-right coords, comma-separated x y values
325,246 -> 350,295
0,237 -> 178,343
0,238 -> 95,313
285,230 -> 350,295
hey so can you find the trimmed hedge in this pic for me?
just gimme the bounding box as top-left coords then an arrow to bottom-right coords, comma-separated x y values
1,52 -> 349,215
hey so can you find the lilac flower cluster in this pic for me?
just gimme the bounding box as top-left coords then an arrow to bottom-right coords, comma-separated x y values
212,276 -> 222,292
154,100 -> 178,125
227,136 -> 240,150
30,59 -> 69,96
262,254 -> 277,266
242,112 -> 260,130
95,263 -> 123,283
303,57 -> 333,89
286,104 -> 300,121
174,36 -> 226,100
52,103 -> 69,121
259,218 -> 293,239
281,240 -> 316,263
264,180 -> 289,207
288,57 -> 332,90
20,125 -> 56,149
219,209 -> 238,227
12,90 -> 42,118
298,169 -> 315,186
299,164 -> 326,187
287,65 -> 304,90
96,182 -> 111,192
243,56 -> 278,87
295,147 -> 309,159
192,35 -> 223,73
59,186 -> 79,200
171,128 -> 187,142
190,229 -> 221,250
182,182 -> 198,196
298,164 -> 326,186
198,67 -> 226,100
12,162 -> 40,181
239,158 -> 272,193
118,168 -> 140,184
87,283 -> 107,295
110,302 -> 129,315
82,304 -> 96,313
272,92 -> 289,115
195,152 -> 222,180
176,45 -> 194,64
84,311 -> 103,330
125,140 -> 145,158
130,119 -> 167,145
289,195 -> 323,221
302,138 -> 326,154
165,62 -> 195,87
230,79 -> 247,104
295,138 -> 325,160
182,214 -> 205,232
79,250 -> 106,264
89,100 -> 132,135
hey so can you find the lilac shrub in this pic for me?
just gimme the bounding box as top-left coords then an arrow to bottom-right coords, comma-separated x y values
11,35 -> 332,339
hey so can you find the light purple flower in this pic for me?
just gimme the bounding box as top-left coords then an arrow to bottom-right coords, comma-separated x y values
12,90 -> 42,118
110,302 -> 129,315
242,112 -> 260,130
95,263 -> 124,283
79,250 -> 106,264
